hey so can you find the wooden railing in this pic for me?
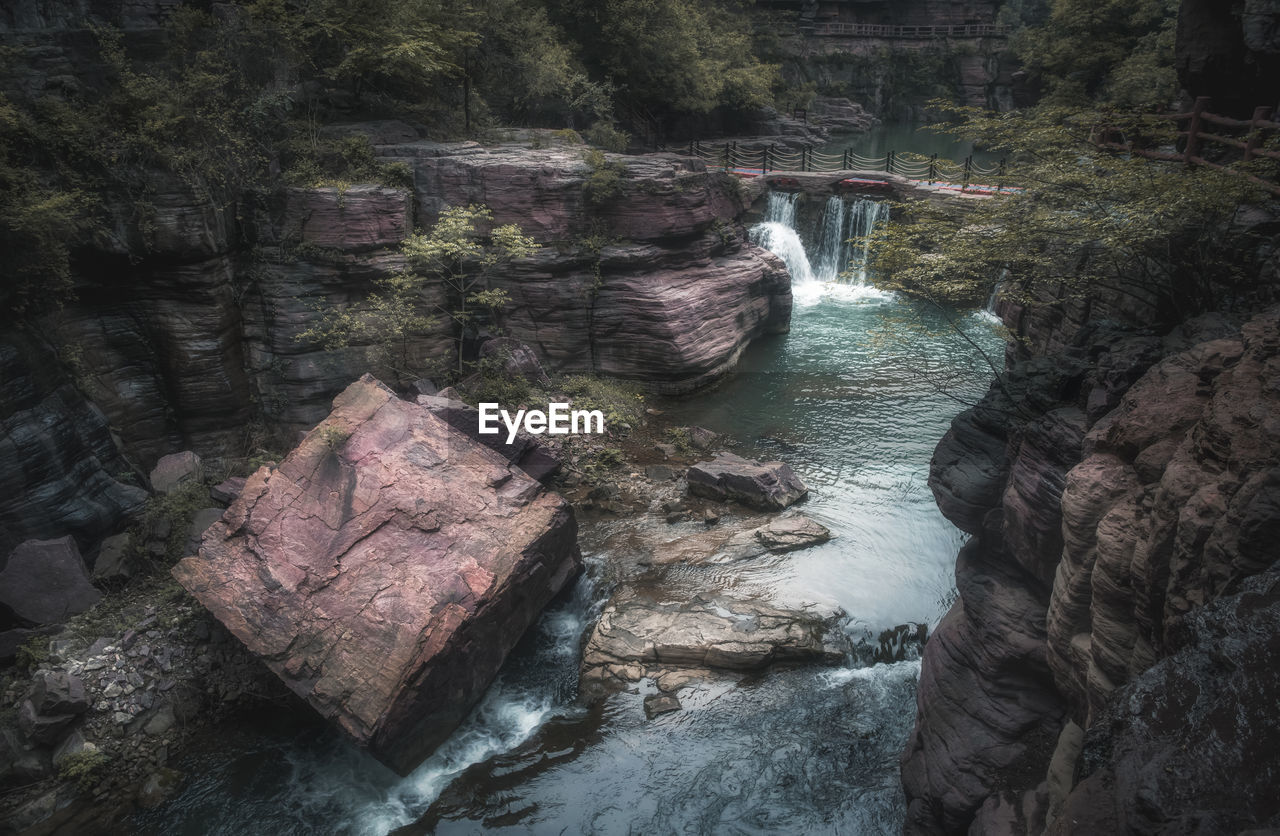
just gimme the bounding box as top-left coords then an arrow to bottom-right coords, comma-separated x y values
1096,97 -> 1280,196
809,22 -> 1011,38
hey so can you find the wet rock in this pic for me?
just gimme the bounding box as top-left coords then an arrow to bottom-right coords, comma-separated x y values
0,537 -> 101,625
581,586 -> 845,689
752,516 -> 831,552
653,514 -> 831,565
173,375 -> 581,775
209,476 -> 246,505
686,452 -> 808,510
137,767 -> 185,810
684,426 -> 720,451
92,533 -> 134,584
643,693 -> 682,719
148,451 -> 202,494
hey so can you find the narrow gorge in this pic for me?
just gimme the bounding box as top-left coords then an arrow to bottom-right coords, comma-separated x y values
2,0 -> 1279,834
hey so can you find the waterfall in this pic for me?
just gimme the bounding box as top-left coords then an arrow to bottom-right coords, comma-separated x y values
812,196 -> 890,285
843,198 -> 890,285
750,191 -> 892,304
750,192 -> 814,285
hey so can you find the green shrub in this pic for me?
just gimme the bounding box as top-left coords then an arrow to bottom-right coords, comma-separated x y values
558,374 -> 644,432
582,149 -> 627,206
584,122 -> 629,153
58,750 -> 110,791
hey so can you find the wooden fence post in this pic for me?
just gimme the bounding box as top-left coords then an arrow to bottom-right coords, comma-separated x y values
1244,106 -> 1273,161
928,153 -> 938,184
1185,96 -> 1210,164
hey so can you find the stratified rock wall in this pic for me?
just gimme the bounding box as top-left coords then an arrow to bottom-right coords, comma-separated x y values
904,304 -> 1280,834
0,132 -> 788,549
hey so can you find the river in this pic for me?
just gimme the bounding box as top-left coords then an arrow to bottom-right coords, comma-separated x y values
133,192 -> 1001,836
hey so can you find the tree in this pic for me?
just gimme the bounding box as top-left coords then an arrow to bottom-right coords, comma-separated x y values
299,204 -> 539,382
546,0 -> 778,117
1015,0 -> 1178,107
403,205 -> 540,374
869,107 -> 1265,324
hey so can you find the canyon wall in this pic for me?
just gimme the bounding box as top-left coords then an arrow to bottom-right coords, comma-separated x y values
903,227 -> 1280,832
0,5 -> 791,556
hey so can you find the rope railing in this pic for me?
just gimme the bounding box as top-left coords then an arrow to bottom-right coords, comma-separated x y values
675,140 -> 1013,192
808,22 -> 1011,39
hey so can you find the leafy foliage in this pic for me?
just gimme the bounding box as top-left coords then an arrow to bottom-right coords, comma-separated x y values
547,0 -> 778,116
870,107 -> 1265,320
301,205 -> 538,381
581,149 -> 628,206
1015,0 -> 1178,108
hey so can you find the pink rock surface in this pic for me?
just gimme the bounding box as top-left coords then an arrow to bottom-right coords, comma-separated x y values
172,375 -> 581,774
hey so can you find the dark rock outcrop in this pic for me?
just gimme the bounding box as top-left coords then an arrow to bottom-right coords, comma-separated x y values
687,452 -> 809,510
172,376 -> 582,775
0,537 -> 101,626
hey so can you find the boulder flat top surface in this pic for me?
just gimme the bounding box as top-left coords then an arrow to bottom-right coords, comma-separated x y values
173,376 -> 580,774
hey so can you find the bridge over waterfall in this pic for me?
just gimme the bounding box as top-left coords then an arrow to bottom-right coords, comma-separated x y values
675,141 -> 1019,196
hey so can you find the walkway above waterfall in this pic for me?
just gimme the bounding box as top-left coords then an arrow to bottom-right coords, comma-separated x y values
671,141 -> 1022,199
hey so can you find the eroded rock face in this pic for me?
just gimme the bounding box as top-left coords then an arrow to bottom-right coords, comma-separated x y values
0,338 -> 147,555
1049,567 -> 1280,835
0,142 -> 791,550
172,375 -> 581,775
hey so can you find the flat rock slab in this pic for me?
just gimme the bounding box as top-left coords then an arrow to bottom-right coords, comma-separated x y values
581,586 -> 846,691
172,375 -> 581,775
652,514 -> 832,566
0,537 -> 100,625
686,452 -> 808,510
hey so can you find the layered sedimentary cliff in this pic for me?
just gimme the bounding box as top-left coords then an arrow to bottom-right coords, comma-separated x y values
903,291 -> 1280,833
0,136 -> 788,557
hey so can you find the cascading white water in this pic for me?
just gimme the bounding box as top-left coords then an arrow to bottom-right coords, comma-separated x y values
843,197 -> 890,284
751,191 -> 891,304
749,192 -> 814,285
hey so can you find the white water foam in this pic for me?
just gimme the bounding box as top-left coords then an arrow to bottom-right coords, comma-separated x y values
750,191 -> 895,308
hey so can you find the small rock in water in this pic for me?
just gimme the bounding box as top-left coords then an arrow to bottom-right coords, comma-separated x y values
686,452 -> 808,510
643,693 -> 682,719
703,508 -> 720,526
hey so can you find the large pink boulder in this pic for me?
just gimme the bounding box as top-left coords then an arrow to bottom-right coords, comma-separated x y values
172,375 -> 581,774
